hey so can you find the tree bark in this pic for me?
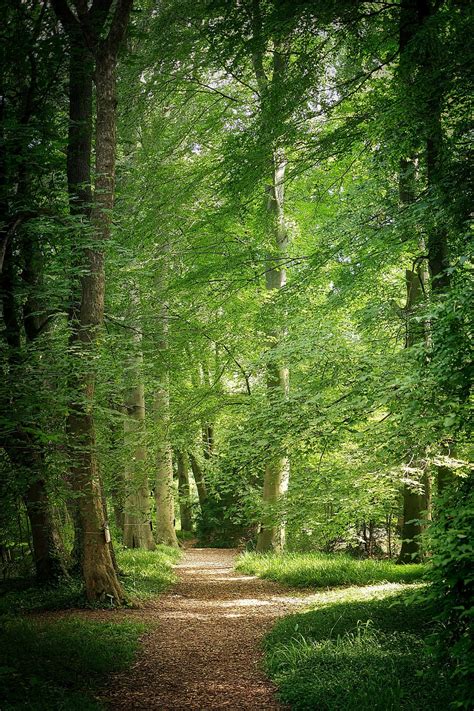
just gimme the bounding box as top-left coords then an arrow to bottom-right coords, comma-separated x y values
1,241 -> 67,582
51,0 -> 133,602
256,145 -> 290,553
398,269 -> 431,563
249,16 -> 291,552
24,477 -> 66,582
153,246 -> 179,548
189,451 -> 208,510
177,451 -> 193,534
123,312 -> 155,550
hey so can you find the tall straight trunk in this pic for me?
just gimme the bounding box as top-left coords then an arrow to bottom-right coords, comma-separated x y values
154,378 -> 178,547
177,451 -> 193,534
399,0 -> 453,498
398,271 -> 430,563
62,38 -> 93,574
153,247 -> 179,548
256,146 -> 290,553
249,10 -> 291,552
123,317 -> 155,550
396,1 -> 434,563
66,45 -> 122,603
52,0 -> 133,601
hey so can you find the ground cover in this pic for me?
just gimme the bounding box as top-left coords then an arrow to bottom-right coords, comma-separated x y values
238,552 -> 453,710
236,551 -> 426,588
0,547 -> 180,709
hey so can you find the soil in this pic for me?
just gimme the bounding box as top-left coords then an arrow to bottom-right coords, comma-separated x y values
99,547 -> 303,710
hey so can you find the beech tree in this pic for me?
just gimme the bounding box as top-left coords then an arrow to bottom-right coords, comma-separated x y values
50,0 -> 133,602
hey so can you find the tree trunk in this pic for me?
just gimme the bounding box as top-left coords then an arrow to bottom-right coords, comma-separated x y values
256,145 -> 290,553
24,478 -> 66,582
398,270 -> 430,563
189,451 -> 208,509
153,247 -> 179,549
154,394 -> 179,547
1,242 -> 67,583
177,451 -> 193,534
249,17 -> 290,552
123,317 -> 155,550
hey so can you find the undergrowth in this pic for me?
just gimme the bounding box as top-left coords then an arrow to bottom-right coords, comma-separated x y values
264,586 -> 453,710
0,545 -> 180,614
0,546 -> 180,708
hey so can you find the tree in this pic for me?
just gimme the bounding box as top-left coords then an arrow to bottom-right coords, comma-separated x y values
122,290 -> 155,549
51,0 -> 133,602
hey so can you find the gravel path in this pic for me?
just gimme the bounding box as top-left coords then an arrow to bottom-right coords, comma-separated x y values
101,548 -> 301,710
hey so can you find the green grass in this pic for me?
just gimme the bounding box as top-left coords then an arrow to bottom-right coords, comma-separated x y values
0,545 -> 181,614
236,551 -> 426,588
0,547 -> 181,708
0,616 -> 145,710
264,585 -> 453,710
118,545 -> 181,601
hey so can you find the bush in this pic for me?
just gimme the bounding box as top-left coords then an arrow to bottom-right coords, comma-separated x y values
425,475 -> 474,709
0,545 -> 180,614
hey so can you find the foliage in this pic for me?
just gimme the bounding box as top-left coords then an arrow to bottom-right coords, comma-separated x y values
425,476 -> 474,709
236,551 -> 426,588
0,617 -> 145,710
264,586 -> 453,710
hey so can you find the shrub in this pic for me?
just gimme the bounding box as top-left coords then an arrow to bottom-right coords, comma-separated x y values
425,475 -> 474,709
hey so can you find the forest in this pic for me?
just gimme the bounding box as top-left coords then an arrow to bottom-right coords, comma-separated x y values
0,0 -> 472,709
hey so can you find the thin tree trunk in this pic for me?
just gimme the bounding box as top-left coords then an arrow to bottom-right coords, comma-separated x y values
398,269 -> 430,563
177,451 -> 193,534
123,315 -> 155,550
256,145 -> 290,553
249,13 -> 291,552
153,247 -> 179,549
154,383 -> 178,547
189,451 -> 208,509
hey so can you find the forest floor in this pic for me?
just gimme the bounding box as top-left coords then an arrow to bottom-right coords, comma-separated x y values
99,547 -> 314,711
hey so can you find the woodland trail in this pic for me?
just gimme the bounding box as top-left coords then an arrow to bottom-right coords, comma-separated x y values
101,548 -> 307,710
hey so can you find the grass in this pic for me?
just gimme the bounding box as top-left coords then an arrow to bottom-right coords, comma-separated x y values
238,552 -> 452,709
264,585 -> 453,710
236,551 -> 426,588
118,545 -> 181,601
0,616 -> 145,710
0,545 -> 181,614
0,546 -> 181,709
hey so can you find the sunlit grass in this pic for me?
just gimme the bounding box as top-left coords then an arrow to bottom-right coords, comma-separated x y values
118,545 -> 181,601
236,551 -> 426,588
264,585 -> 453,710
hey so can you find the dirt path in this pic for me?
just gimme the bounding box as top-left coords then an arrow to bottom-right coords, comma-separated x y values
101,548 -> 302,710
